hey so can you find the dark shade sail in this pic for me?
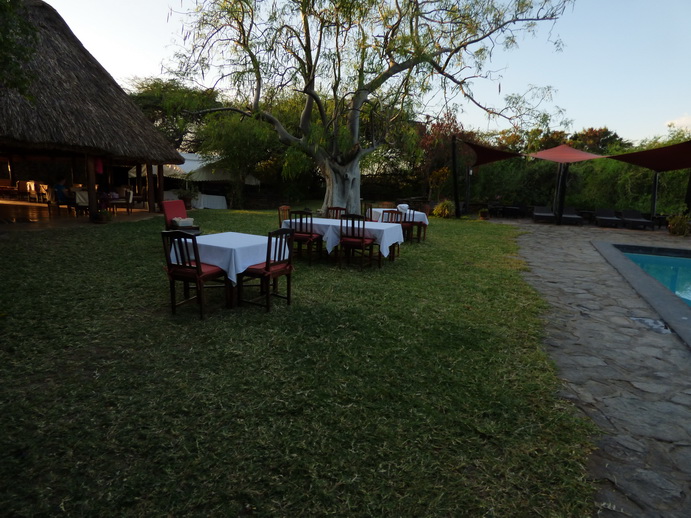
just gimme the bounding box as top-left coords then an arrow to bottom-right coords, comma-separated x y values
528,144 -> 606,164
608,140 -> 691,172
462,141 -> 522,167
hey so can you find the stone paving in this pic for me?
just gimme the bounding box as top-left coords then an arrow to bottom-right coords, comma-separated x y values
499,219 -> 691,517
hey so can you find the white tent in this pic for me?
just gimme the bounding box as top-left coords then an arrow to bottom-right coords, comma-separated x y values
127,163 -> 187,178
128,153 -> 259,186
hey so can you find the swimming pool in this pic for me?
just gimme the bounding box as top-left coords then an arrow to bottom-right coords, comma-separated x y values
594,241 -> 691,346
619,247 -> 691,306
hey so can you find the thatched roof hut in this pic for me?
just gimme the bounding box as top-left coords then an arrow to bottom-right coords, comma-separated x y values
0,0 -> 182,166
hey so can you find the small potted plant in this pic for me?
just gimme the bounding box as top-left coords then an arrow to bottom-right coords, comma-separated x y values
174,185 -> 199,210
478,208 -> 489,220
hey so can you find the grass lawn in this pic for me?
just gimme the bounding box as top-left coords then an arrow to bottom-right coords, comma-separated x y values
0,210 -> 595,516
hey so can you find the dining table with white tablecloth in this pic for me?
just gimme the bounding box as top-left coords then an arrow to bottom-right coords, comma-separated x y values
192,193 -> 228,210
282,217 -> 403,258
370,208 -> 429,225
194,231 -> 268,284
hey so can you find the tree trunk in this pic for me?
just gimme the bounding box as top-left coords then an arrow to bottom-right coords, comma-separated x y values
318,159 -> 361,215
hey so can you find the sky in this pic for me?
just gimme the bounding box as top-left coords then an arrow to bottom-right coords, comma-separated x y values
44,0 -> 691,144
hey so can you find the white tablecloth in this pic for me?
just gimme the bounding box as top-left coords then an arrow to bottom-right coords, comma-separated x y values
282,217 -> 403,257
195,232 -> 268,284
192,193 -> 228,210
371,208 -> 429,225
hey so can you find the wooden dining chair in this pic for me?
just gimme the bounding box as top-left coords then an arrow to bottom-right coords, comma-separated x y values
418,204 -> 430,241
109,189 -> 133,215
380,209 -> 403,256
363,203 -> 374,221
238,228 -> 295,312
278,205 -> 291,226
338,214 -> 381,269
380,209 -> 402,223
161,231 -> 232,319
401,208 -> 417,242
326,206 -> 346,219
289,210 -> 323,265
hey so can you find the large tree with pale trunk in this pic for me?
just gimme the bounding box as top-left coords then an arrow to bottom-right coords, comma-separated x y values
177,0 -> 574,213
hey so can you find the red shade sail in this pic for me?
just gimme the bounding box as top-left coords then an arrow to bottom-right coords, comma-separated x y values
462,141 -> 522,167
608,140 -> 691,172
528,144 -> 606,164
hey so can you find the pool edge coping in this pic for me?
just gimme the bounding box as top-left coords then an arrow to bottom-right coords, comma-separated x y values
593,240 -> 691,347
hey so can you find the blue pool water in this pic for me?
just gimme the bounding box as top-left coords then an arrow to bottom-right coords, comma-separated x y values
623,250 -> 691,307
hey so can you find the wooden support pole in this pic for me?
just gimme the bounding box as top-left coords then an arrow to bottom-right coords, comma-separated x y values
146,162 -> 156,212
87,156 -> 98,219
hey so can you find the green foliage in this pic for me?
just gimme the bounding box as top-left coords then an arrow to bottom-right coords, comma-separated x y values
432,199 -> 455,218
177,0 -> 574,208
667,213 -> 690,236
129,78 -> 222,149
0,212 -> 595,516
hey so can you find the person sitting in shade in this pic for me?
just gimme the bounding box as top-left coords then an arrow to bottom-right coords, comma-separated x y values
54,178 -> 71,203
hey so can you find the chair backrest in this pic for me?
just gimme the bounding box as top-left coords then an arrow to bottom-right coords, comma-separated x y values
340,213 -> 367,240
278,205 -> 291,226
363,203 -> 373,221
381,209 -> 402,223
162,230 -> 202,276
263,228 -> 294,272
420,204 -> 431,216
126,189 -> 134,203
289,210 -> 314,234
378,201 -> 395,208
326,206 -> 346,219
401,208 -> 416,223
162,200 -> 188,230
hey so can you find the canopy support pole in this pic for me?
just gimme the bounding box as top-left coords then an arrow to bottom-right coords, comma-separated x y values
650,171 -> 659,218
554,163 -> 569,225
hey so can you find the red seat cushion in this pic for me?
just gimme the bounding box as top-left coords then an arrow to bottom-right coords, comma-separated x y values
294,232 -> 321,241
169,262 -> 224,279
245,262 -> 293,276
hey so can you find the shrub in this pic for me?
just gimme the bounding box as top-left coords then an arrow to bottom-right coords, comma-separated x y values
432,199 -> 454,218
667,213 -> 690,236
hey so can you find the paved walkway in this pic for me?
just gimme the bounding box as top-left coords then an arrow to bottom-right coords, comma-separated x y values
499,219 -> 691,517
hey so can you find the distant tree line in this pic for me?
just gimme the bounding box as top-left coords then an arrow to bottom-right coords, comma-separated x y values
129,79 -> 691,214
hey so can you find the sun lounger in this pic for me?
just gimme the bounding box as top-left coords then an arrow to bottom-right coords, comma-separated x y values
561,207 -> 584,226
594,208 -> 623,228
532,206 -> 555,224
620,209 -> 654,230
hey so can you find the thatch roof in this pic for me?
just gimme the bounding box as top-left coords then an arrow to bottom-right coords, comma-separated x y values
0,0 -> 183,165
